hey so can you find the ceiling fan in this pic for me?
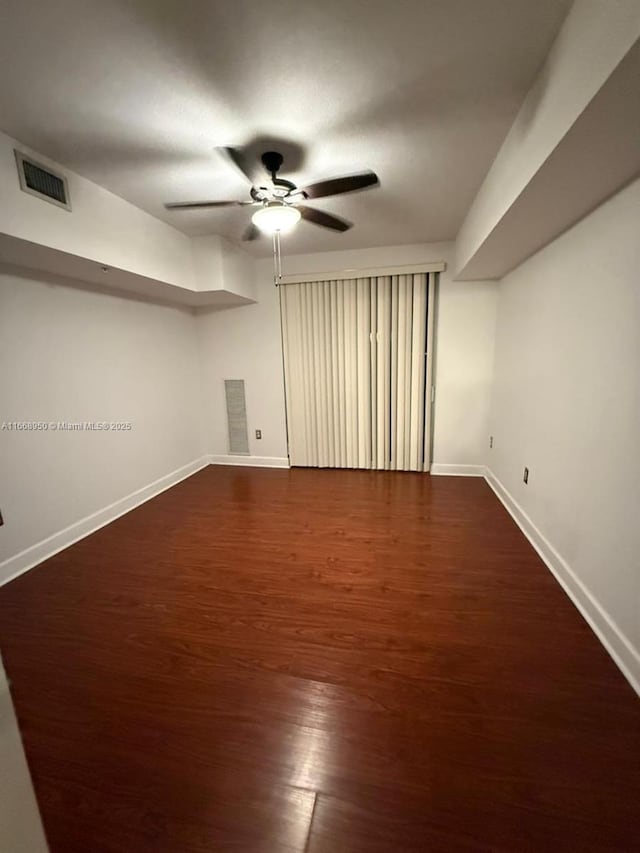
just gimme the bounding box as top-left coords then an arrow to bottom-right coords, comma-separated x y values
164,148 -> 379,241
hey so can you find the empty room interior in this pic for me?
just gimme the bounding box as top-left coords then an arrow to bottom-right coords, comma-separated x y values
1,1 -> 640,850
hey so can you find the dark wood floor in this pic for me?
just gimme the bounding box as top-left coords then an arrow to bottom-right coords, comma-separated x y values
1,467 -> 639,852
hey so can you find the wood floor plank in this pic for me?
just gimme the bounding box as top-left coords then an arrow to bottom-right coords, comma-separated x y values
0,466 -> 638,852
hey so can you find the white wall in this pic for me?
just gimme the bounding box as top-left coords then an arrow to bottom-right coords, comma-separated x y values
488,178 -> 640,681
197,269 -> 289,461
0,240 -> 497,575
0,130 -> 194,290
455,0 -> 640,276
0,130 -> 257,306
0,268 -> 206,577
433,277 -> 497,467
196,242 -> 498,467
0,657 -> 48,852
190,235 -> 256,300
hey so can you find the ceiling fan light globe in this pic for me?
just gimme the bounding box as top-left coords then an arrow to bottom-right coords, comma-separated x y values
251,203 -> 301,234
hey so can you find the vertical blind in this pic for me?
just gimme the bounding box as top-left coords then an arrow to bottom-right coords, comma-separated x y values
280,272 -> 434,471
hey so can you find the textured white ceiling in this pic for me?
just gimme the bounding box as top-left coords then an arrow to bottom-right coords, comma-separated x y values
0,0 -> 571,256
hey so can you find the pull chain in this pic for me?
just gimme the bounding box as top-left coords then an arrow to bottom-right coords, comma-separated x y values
272,230 -> 283,286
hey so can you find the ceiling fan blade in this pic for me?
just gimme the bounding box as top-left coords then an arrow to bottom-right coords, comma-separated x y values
217,146 -> 261,185
298,205 -> 352,232
165,200 -> 251,210
297,171 -> 379,200
242,223 -> 261,241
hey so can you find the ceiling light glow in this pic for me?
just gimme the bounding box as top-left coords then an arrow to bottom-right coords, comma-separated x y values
252,203 -> 301,234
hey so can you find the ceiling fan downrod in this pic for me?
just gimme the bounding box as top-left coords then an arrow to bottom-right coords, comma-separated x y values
261,151 -> 284,182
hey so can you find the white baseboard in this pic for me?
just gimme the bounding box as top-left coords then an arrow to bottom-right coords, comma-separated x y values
209,454 -> 290,469
430,463 -> 486,477
0,456 -> 210,587
485,468 -> 640,697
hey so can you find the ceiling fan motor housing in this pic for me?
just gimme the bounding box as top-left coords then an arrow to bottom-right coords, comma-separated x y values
261,151 -> 284,176
251,151 -> 295,198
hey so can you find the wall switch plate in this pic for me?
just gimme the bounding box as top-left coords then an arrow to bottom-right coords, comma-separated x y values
523,467 -> 529,484
489,436 -> 493,448
255,429 -> 262,440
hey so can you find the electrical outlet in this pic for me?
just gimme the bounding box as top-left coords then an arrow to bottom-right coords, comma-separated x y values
489,435 -> 493,449
523,467 -> 529,484
255,429 -> 262,440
